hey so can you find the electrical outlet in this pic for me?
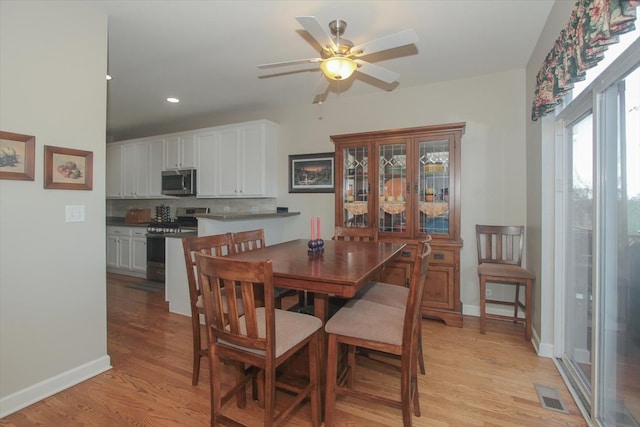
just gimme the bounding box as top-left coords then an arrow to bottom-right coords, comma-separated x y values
485,288 -> 493,297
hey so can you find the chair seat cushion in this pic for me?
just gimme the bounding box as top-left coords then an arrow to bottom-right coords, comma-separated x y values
355,281 -> 408,309
223,307 -> 322,358
325,299 -> 404,346
478,263 -> 535,280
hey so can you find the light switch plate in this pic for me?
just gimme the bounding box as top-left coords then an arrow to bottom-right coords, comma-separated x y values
65,205 -> 85,222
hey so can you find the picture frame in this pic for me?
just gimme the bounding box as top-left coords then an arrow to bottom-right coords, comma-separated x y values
289,152 -> 335,193
0,130 -> 35,181
44,145 -> 93,190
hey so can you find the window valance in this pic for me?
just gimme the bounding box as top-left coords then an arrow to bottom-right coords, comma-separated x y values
531,0 -> 638,121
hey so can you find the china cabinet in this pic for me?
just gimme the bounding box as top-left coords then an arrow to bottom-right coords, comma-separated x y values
332,122 -> 466,327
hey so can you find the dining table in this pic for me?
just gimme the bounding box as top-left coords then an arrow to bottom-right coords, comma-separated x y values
226,237 -> 406,403
227,238 -> 406,323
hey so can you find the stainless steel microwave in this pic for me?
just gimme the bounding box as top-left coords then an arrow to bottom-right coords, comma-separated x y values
161,169 -> 196,196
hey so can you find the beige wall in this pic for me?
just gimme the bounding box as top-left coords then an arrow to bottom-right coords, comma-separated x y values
0,1 -> 109,415
526,0 -> 575,355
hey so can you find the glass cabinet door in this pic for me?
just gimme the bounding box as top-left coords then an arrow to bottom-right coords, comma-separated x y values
342,145 -> 370,228
378,141 -> 409,236
418,138 -> 450,237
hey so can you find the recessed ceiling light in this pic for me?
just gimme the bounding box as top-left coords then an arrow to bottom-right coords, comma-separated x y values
167,97 -> 180,103
106,74 -> 112,80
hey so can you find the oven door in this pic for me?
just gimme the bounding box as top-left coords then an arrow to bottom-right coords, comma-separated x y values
146,234 -> 165,282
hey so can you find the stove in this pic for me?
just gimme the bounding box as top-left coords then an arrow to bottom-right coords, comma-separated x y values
146,221 -> 184,234
146,206 -> 209,282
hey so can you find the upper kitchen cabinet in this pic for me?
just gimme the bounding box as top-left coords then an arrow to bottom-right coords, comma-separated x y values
164,134 -> 196,170
195,131 -> 219,198
106,138 -> 165,199
107,120 -> 279,199
106,143 -> 123,198
122,141 -> 149,198
108,140 -> 149,198
332,122 -> 466,327
210,120 -> 278,198
147,138 -> 165,197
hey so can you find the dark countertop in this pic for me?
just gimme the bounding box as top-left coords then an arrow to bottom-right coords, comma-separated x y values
196,212 -> 300,221
106,218 -> 148,227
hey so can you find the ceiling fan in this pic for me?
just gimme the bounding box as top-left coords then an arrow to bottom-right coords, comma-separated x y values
258,16 -> 419,97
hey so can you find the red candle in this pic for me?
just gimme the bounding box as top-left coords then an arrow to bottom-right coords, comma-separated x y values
317,216 -> 321,239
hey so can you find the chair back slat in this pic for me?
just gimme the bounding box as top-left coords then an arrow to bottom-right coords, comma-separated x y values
476,225 -> 524,266
232,229 -> 266,253
196,254 -> 274,355
333,226 -> 379,242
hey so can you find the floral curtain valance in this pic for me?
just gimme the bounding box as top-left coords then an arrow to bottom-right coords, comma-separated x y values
531,0 -> 638,121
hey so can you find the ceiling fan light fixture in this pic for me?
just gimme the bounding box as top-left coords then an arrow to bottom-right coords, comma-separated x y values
320,56 -> 357,80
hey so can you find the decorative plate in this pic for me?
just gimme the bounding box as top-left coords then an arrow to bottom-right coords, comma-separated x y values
384,178 -> 406,200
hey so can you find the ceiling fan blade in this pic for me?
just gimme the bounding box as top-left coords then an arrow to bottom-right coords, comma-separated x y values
313,73 -> 330,104
351,29 -> 419,57
258,58 -> 322,69
354,59 -> 400,84
296,16 -> 337,52
315,73 -> 329,95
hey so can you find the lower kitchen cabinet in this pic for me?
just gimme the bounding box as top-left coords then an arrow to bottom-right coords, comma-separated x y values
106,226 -> 147,278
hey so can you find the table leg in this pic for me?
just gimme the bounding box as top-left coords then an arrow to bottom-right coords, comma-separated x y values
312,293 -> 329,414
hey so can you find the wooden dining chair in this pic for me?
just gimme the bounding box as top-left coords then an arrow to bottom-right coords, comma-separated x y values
324,240 -> 432,427
354,235 -> 432,375
195,254 -> 322,427
231,229 -> 305,311
181,233 -> 236,386
476,225 -> 535,341
333,226 -> 379,242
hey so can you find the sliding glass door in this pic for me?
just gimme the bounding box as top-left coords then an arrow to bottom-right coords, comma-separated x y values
556,47 -> 640,427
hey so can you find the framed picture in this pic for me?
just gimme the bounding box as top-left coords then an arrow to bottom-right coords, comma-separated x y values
44,145 -> 93,190
289,152 -> 335,193
0,131 -> 35,181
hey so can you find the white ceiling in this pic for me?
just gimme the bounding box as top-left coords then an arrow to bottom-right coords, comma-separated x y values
88,0 -> 555,141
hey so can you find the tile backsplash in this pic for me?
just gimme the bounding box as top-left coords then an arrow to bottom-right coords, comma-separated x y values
107,198 -> 278,218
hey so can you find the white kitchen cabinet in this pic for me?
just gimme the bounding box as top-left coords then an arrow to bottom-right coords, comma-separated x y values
122,141 -> 149,198
215,120 -> 277,197
107,226 -> 146,278
165,134 -> 196,169
195,131 -> 219,197
148,139 -> 165,197
108,120 -> 278,199
131,229 -> 147,274
106,144 -> 123,198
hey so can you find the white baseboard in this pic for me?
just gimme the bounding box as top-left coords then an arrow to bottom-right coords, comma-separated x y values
0,355 -> 112,418
463,304 -> 525,318
465,304 -> 554,358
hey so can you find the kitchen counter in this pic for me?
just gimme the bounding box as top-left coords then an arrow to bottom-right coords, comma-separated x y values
166,211 -> 300,316
196,211 -> 300,221
106,217 -> 149,227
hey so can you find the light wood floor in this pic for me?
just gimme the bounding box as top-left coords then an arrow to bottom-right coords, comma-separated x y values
0,274 -> 588,426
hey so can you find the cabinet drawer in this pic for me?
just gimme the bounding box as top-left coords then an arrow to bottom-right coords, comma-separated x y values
429,248 -> 454,265
396,245 -> 416,261
131,229 -> 147,238
107,226 -> 133,236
